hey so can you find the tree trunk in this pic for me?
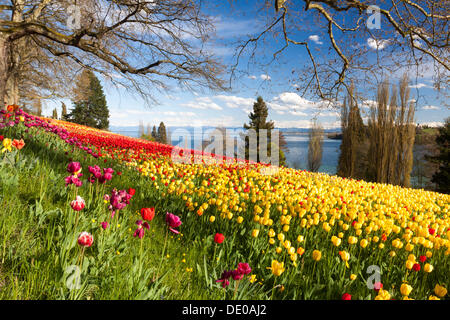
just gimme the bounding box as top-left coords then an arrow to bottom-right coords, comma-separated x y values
0,35 -> 11,110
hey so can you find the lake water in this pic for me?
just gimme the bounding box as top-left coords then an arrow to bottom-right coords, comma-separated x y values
283,135 -> 341,174
110,128 -> 341,174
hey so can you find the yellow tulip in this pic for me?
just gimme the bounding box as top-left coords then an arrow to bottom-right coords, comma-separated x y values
405,260 -> 414,270
348,236 -> 358,245
268,260 -> 285,276
424,263 -> 434,273
339,251 -> 350,262
312,250 -> 322,261
400,283 -> 413,296
360,239 -> 368,248
434,284 -> 447,298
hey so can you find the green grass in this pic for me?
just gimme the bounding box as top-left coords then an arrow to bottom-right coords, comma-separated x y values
0,123 -> 269,300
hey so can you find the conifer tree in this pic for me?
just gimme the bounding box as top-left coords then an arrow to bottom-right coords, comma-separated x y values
151,125 -> 158,140
243,96 -> 286,166
157,122 -> 168,144
65,69 -> 109,129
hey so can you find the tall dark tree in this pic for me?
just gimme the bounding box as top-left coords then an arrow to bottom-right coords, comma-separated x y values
32,98 -> 42,117
243,96 -> 286,166
157,122 -> 168,144
68,101 -> 96,127
88,71 -> 109,129
151,125 -> 158,140
308,119 -> 323,172
61,102 -> 67,120
52,108 -> 57,119
337,84 -> 365,178
427,118 -> 450,194
65,70 -> 109,129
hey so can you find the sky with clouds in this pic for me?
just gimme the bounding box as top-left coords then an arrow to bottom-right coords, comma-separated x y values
44,1 -> 449,130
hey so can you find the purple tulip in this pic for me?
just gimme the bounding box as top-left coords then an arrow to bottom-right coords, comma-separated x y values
165,212 -> 182,234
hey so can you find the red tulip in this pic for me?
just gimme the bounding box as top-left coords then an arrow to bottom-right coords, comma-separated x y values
70,196 -> 85,211
128,188 -> 136,196
413,263 -> 421,272
141,207 -> 155,222
374,282 -> 383,292
419,255 -> 427,263
214,233 -> 225,244
342,293 -> 352,300
78,232 -> 93,247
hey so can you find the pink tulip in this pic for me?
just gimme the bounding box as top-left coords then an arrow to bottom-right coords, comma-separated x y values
237,262 -> 252,275
67,162 -> 82,175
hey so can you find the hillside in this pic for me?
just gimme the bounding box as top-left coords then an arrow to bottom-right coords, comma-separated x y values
0,108 -> 449,300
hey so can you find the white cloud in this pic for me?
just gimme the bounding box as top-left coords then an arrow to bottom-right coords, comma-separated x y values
422,105 -> 439,110
289,110 -> 308,116
418,121 -> 443,127
275,119 -> 340,129
360,99 -> 377,109
308,35 -> 323,45
214,95 -> 254,112
248,75 -> 257,80
319,111 -> 340,117
181,97 -> 223,110
409,83 -> 432,89
367,38 -> 390,50
260,74 -> 271,81
270,92 -> 330,111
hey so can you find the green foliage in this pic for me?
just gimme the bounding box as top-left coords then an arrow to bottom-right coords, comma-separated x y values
65,70 -> 109,129
427,118 -> 450,194
157,122 -> 168,144
243,96 -> 286,166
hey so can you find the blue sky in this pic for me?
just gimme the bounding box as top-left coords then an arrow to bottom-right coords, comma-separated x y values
43,1 -> 449,129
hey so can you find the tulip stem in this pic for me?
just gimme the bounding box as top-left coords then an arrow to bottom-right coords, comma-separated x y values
155,228 -> 168,281
139,236 -> 144,275
213,244 -> 217,264
232,280 -> 240,300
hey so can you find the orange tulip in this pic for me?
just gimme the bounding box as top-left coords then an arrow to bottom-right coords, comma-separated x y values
12,139 -> 25,150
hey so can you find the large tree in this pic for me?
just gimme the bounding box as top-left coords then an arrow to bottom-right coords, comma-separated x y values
367,75 -> 415,187
88,70 -> 109,129
243,96 -> 286,166
0,0 -> 225,107
307,119 -> 323,172
233,1 -> 449,102
65,69 -> 109,129
157,121 -> 168,144
337,83 -> 365,179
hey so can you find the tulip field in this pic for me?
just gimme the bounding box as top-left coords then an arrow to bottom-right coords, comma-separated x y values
0,107 -> 449,300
